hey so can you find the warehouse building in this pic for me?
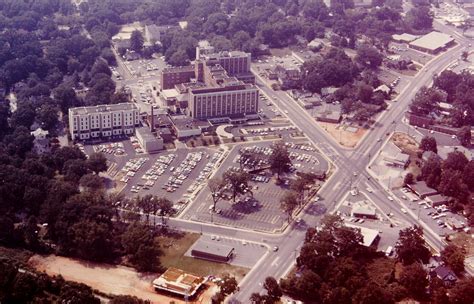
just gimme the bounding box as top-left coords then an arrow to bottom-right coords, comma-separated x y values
190,239 -> 234,263
409,31 -> 455,54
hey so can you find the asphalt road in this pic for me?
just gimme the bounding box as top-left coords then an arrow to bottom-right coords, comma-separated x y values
227,21 -> 472,302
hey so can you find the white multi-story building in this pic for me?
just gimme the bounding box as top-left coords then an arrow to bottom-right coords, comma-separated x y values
68,103 -> 140,141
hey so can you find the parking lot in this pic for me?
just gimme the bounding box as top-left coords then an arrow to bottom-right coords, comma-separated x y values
181,140 -> 329,232
117,148 -> 225,207
393,187 -> 468,237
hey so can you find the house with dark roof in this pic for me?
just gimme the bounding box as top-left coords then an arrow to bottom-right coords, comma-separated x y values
430,265 -> 457,286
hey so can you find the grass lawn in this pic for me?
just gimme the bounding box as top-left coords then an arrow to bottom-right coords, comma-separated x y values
157,232 -> 249,281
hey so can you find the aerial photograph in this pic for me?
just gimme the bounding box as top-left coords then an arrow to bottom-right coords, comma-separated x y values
0,0 -> 473,303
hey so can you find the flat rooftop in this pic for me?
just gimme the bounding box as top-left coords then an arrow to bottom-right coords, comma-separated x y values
191,239 -> 235,258
392,33 -> 419,42
152,267 -> 205,297
409,31 -> 454,51
136,127 -> 161,141
69,103 -> 138,115
170,115 -> 211,130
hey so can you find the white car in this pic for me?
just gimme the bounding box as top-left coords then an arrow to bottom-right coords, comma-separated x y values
387,196 -> 394,201
401,208 -> 407,214
366,187 -> 373,193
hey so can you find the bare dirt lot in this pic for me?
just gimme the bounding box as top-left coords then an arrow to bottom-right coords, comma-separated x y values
317,122 -> 367,148
29,255 -> 216,304
391,132 -> 419,155
391,132 -> 422,177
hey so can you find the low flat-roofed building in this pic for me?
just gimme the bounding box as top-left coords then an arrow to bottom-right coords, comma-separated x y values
445,217 -> 466,231
407,181 -> 439,199
346,224 -> 380,247
425,194 -> 449,207
351,201 -> 377,219
191,239 -> 234,263
382,142 -> 410,168
392,33 -> 419,43
135,127 -> 163,153
152,267 -> 206,298
409,31 -> 455,54
169,114 -> 211,139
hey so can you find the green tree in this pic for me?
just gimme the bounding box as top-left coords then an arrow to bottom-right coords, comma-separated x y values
420,136 -> 437,153
79,173 -> 104,191
223,168 -> 250,203
269,141 -> 292,181
217,274 -> 238,296
357,83 -> 374,103
404,173 -> 414,185
138,195 -> 153,226
355,45 -> 383,69
86,152 -> 108,174
156,197 -> 174,225
121,222 -> 154,255
458,126 -> 471,147
399,263 -> 428,299
462,160 -> 474,189
421,155 -> 442,188
395,225 -> 431,265
130,30 -> 144,52
130,243 -> 161,272
208,177 -> 225,211
353,281 -> 394,304
441,244 -> 465,274
280,191 -> 299,222
442,151 -> 468,172
448,277 -> 474,304
264,276 -> 282,303
110,295 -> 151,304
405,6 -> 433,30
36,103 -> 59,131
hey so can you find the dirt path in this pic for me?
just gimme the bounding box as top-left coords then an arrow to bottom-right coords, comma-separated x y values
29,255 -> 215,304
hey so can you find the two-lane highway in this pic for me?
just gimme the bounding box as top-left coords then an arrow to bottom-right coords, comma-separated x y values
230,26 -> 471,301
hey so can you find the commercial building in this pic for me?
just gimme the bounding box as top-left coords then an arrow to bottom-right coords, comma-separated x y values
346,224 -> 380,247
407,181 -> 439,199
190,239 -> 235,263
135,127 -> 163,153
382,142 -> 410,168
425,194 -> 449,207
409,31 -> 455,54
392,33 -> 419,43
68,103 -> 139,141
351,201 -> 377,219
152,268 -> 207,298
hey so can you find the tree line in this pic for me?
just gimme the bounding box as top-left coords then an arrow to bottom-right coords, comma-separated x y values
260,215 -> 473,304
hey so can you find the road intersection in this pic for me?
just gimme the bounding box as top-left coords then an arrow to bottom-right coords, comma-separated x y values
114,19 -> 472,303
